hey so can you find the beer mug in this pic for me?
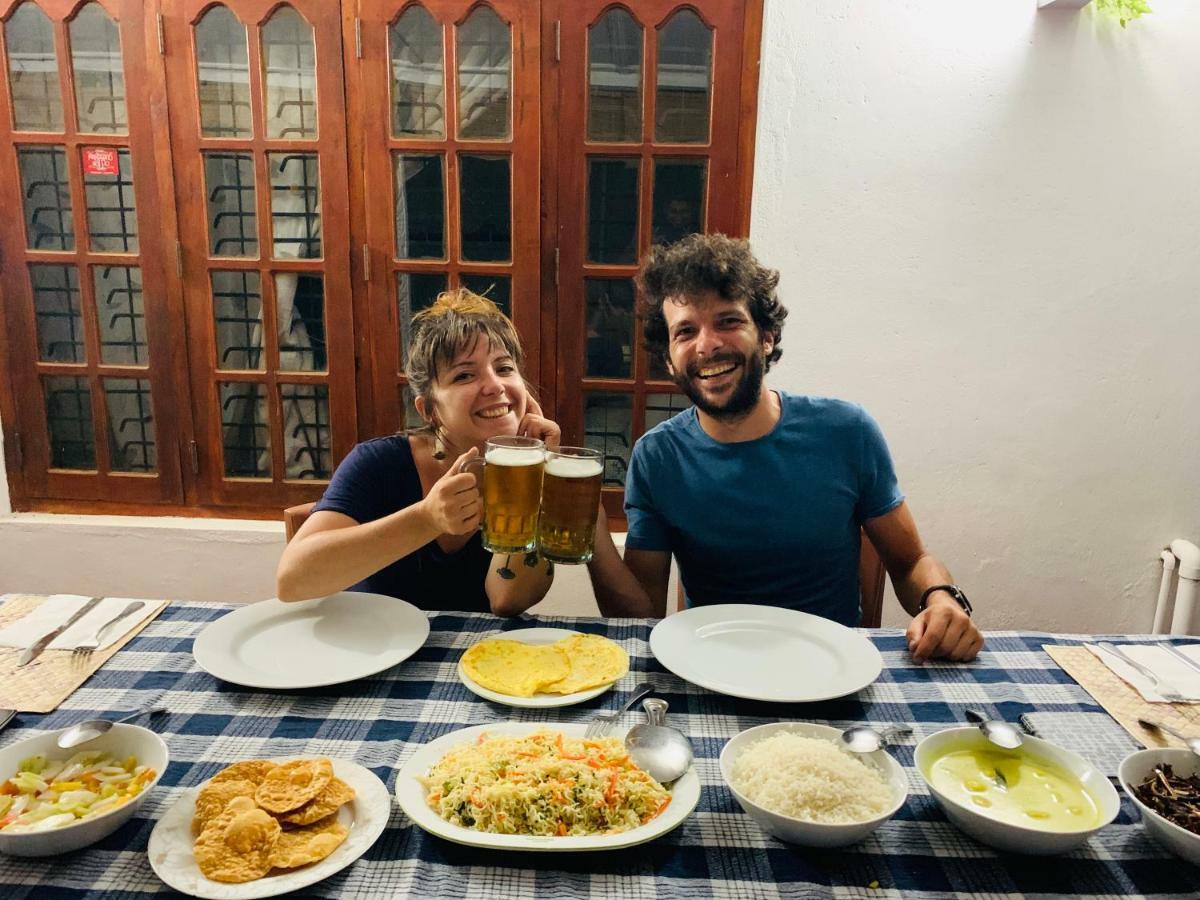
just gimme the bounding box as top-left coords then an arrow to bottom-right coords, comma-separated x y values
536,446 -> 604,564
464,435 -> 546,554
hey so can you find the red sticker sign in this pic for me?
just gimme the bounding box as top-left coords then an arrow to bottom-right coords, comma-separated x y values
82,147 -> 119,176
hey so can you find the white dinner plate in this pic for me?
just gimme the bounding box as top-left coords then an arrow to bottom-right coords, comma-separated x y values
193,592 -> 430,689
457,627 -> 621,708
148,758 -> 390,900
394,722 -> 699,851
650,604 -> 883,702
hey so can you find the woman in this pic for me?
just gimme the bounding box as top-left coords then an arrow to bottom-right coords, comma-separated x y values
275,290 -> 560,615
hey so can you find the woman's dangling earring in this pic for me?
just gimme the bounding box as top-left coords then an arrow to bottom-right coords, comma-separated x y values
431,423 -> 447,460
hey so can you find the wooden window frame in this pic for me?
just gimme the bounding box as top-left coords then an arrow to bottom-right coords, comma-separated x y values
0,0 -> 762,520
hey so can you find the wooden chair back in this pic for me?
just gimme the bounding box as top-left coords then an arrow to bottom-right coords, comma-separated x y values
283,502 -> 317,543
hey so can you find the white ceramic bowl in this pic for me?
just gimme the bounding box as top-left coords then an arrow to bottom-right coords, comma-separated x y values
1118,748 -> 1200,866
0,723 -> 169,857
718,722 -> 908,848
914,726 -> 1120,855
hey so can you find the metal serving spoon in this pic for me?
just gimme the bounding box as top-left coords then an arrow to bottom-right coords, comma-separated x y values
840,724 -> 913,754
964,708 -> 1024,750
1137,718 -> 1200,759
625,698 -> 693,784
56,707 -> 167,750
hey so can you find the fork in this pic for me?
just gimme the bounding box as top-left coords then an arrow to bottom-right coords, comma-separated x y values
72,601 -> 147,664
585,681 -> 655,739
1097,641 -> 1186,702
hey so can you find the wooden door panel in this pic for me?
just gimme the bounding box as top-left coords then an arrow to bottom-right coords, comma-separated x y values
161,0 -> 356,508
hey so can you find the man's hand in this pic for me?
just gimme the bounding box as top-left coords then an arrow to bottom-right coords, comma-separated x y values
906,592 -> 983,663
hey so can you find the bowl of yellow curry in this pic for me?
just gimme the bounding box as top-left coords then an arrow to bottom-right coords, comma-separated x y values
915,727 -> 1119,854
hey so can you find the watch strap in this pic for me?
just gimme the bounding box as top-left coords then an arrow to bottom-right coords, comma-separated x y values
919,584 -> 972,616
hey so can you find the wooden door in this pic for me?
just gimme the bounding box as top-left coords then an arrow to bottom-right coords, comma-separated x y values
0,0 -> 185,505
548,0 -> 759,514
347,0 -> 541,439
160,0 -> 357,508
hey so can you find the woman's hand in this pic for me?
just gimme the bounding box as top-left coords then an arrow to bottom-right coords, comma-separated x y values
420,447 -> 481,535
518,397 -> 561,449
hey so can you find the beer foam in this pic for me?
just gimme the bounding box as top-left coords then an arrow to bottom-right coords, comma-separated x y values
485,446 -> 545,467
544,456 -> 603,479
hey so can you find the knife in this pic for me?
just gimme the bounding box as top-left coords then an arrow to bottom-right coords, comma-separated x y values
17,596 -> 104,667
0,709 -> 15,732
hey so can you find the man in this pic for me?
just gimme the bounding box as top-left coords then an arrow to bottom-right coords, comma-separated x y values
587,234 -> 983,662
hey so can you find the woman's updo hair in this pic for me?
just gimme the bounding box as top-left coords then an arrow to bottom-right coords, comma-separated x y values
404,288 -> 525,435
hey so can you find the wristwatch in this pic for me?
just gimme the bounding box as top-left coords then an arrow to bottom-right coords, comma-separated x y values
919,584 -> 972,616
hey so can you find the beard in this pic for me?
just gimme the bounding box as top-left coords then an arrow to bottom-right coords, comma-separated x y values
671,348 -> 766,421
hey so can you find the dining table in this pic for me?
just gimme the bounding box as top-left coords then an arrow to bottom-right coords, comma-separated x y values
0,599 -> 1196,899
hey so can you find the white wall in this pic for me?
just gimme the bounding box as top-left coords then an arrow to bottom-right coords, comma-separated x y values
751,0 -> 1200,632
2,1 -> 1197,632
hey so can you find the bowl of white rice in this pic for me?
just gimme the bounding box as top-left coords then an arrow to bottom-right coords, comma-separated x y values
719,722 -> 907,847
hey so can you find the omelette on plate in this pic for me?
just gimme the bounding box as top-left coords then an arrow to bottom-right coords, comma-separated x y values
461,633 -> 628,697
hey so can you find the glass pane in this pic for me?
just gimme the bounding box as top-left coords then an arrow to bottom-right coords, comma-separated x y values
651,158 -> 706,246
648,347 -> 670,381
19,146 -> 74,251
586,158 -> 638,264
94,265 -> 147,365
269,152 -> 320,259
281,383 -> 330,479
459,154 -> 510,262
399,385 -> 424,429
205,152 -> 257,257
460,274 -> 510,318
583,392 -> 631,487
195,6 -> 251,138
262,7 -> 317,140
397,272 -> 448,368
219,381 -> 270,477
84,147 -> 137,252
276,273 -> 325,372
5,3 -> 64,132
44,376 -> 95,469
655,10 -> 712,143
390,5 -> 444,138
105,377 -> 156,472
30,264 -> 83,363
393,154 -> 444,259
70,3 -> 127,134
644,391 -> 691,432
585,278 -> 634,378
212,270 -> 263,370
587,8 -> 642,143
456,6 -> 510,140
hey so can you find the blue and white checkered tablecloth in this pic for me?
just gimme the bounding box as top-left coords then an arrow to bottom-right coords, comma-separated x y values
0,601 -> 1196,899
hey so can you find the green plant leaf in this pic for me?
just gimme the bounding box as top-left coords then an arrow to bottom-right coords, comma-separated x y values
1094,0 -> 1153,27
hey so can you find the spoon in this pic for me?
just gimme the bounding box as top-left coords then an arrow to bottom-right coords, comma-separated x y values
964,708 -> 1024,750
56,707 -> 167,750
1137,718 -> 1200,758
625,698 -> 694,784
840,724 -> 913,754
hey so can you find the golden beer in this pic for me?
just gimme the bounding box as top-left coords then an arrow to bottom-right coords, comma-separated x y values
479,439 -> 545,554
537,448 -> 603,563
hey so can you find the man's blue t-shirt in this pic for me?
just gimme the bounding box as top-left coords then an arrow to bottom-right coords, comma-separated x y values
312,435 -> 492,612
624,393 -> 904,626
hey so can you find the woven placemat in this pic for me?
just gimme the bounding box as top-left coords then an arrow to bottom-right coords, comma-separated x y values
1044,644 -> 1200,749
0,594 -> 167,713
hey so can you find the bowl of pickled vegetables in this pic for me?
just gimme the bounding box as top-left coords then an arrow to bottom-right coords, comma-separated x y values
0,723 -> 168,856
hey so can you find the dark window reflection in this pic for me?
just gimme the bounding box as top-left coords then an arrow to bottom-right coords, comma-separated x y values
394,154 -> 445,259
585,278 -> 634,378
459,154 -> 510,262
651,159 -> 705,246
586,158 -> 639,264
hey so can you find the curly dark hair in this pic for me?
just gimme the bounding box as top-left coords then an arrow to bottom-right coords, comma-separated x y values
636,233 -> 787,371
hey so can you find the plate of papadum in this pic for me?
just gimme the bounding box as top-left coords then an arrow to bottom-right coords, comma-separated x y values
148,756 -> 389,899
457,628 -> 629,708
